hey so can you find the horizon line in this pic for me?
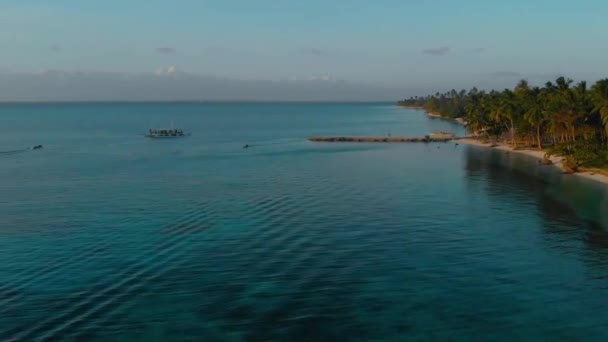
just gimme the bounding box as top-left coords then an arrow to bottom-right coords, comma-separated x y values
0,99 -> 396,105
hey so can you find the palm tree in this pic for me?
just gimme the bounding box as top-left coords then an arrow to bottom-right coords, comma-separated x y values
487,90 -> 518,145
591,79 -> 608,138
555,76 -> 573,92
402,75 -> 606,167
524,87 -> 546,149
513,80 -> 531,142
545,77 -> 577,144
571,81 -> 595,140
465,90 -> 487,136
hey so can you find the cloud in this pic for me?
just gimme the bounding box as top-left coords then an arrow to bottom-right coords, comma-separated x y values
422,46 -> 450,56
155,66 -> 178,76
299,48 -> 327,56
471,47 -> 485,53
287,75 -> 337,82
0,70 -> 403,102
305,75 -> 335,82
488,71 -> 522,77
155,47 -> 176,54
49,44 -> 61,52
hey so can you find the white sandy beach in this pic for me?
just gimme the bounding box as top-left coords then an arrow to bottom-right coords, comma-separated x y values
458,138 -> 608,186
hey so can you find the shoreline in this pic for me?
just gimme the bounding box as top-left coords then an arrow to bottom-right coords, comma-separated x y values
426,112 -> 467,126
459,138 -> 608,186
397,105 -> 467,126
309,136 -> 453,143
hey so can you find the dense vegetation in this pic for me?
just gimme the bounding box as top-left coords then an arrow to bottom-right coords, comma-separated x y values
398,77 -> 608,170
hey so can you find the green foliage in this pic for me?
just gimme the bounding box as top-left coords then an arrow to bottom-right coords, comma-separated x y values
398,88 -> 467,118
591,79 -> 608,136
399,77 -> 608,168
550,140 -> 608,167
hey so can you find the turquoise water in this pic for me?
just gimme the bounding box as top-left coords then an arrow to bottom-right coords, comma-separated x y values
1,103 -> 608,341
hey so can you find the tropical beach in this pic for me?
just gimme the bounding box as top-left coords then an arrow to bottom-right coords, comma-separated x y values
399,76 -> 608,187
3,0 -> 608,340
458,138 -> 608,185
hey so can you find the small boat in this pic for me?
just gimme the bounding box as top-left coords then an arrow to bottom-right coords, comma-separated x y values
145,122 -> 190,138
145,129 -> 188,138
427,132 -> 455,139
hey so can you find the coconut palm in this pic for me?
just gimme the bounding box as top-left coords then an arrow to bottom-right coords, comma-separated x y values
591,78 -> 608,137
398,76 -> 606,167
465,91 -> 486,136
524,87 -> 546,149
487,90 -> 518,145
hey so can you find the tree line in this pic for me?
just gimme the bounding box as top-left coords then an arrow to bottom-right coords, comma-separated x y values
398,77 -> 608,169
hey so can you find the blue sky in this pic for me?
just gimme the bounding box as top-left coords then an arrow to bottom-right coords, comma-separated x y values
1,0 -> 607,100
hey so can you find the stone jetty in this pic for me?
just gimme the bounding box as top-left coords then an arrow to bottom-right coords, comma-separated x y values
308,136 -> 456,143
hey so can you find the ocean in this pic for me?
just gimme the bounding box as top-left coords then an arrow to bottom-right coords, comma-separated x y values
1,102 -> 608,341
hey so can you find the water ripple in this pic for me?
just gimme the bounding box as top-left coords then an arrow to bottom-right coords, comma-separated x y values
2,104 -> 608,340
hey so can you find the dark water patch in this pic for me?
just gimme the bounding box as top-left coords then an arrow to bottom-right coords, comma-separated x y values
1,228 -> 210,340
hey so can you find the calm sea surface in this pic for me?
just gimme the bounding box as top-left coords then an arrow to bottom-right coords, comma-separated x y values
1,103 -> 608,341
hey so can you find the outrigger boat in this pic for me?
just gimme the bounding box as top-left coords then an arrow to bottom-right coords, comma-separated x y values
145,122 -> 190,138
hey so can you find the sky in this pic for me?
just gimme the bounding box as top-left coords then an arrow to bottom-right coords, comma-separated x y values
1,0 -> 607,101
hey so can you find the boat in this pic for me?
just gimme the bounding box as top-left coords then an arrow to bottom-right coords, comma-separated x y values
427,132 -> 455,139
145,123 -> 190,138
145,128 -> 189,138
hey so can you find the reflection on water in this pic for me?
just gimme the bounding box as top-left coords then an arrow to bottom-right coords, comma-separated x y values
464,145 -> 608,228
464,145 -> 608,271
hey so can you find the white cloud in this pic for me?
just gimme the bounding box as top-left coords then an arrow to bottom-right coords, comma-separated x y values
287,75 -> 337,82
155,66 -> 178,76
0,69 -> 402,101
307,75 -> 329,81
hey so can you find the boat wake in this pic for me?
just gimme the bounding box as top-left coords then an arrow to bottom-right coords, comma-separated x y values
0,145 -> 43,156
